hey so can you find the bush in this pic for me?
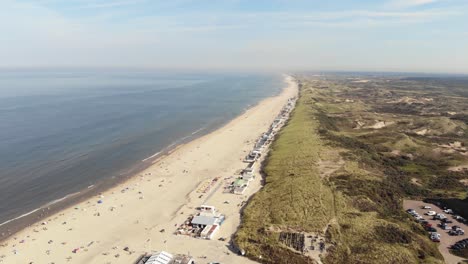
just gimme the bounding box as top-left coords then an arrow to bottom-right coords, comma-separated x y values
375,224 -> 412,244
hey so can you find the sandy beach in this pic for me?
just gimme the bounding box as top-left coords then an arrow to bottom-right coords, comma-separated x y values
0,75 -> 298,264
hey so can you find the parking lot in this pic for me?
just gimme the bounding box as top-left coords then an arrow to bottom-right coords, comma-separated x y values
403,200 -> 468,264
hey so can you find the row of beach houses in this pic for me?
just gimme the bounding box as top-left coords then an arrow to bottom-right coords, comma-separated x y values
228,96 -> 297,195
138,96 -> 297,264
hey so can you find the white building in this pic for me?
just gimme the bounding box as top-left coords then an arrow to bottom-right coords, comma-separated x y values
200,224 -> 220,240
191,215 -> 220,228
139,251 -> 194,264
145,251 -> 173,264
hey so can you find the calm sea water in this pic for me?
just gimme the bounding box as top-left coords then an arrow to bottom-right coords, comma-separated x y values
0,69 -> 283,225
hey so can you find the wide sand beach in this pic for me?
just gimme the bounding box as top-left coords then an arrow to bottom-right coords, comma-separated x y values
0,75 -> 298,264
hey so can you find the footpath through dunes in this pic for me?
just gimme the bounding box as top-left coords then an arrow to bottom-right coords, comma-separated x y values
235,77 -> 445,264
0,76 -> 297,264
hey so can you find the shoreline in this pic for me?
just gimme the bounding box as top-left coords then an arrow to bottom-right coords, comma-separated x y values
0,75 -> 297,263
0,86 -> 282,241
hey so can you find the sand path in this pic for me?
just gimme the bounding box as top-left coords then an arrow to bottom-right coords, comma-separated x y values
0,76 -> 298,264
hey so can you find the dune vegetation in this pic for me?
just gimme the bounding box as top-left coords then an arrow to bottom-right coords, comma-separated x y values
235,74 -> 468,263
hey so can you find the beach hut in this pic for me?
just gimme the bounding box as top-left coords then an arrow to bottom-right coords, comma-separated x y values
231,178 -> 249,194
191,215 -> 219,229
233,186 -> 247,195
233,178 -> 248,187
241,172 -> 255,182
243,162 -> 256,174
137,252 -> 194,264
244,150 -> 261,163
144,251 -> 173,264
172,254 -> 195,264
200,224 -> 220,240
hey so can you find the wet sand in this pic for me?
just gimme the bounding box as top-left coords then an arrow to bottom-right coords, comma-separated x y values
0,76 -> 298,264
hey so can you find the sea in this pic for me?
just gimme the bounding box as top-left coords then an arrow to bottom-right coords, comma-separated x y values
0,69 -> 283,233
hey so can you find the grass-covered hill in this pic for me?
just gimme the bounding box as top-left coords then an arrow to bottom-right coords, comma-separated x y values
234,75 -> 468,264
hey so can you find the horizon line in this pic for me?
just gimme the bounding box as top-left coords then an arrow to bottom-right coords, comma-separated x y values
0,66 -> 467,77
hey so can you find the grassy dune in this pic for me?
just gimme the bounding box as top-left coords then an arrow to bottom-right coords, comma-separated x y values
235,78 -> 445,264
235,87 -> 335,263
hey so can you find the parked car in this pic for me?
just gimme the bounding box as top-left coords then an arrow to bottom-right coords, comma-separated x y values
444,209 -> 454,214
449,226 -> 465,236
442,218 -> 453,224
451,244 -> 460,250
425,211 -> 436,216
433,214 -> 446,220
430,232 -> 441,242
421,205 -> 432,209
439,223 -> 451,230
450,239 -> 468,251
407,209 -> 416,215
451,243 -> 466,250
426,227 -> 437,232
454,216 -> 467,224
449,229 -> 465,236
417,218 -> 426,223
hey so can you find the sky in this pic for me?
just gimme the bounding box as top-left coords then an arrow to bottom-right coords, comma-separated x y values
1,0 -> 468,73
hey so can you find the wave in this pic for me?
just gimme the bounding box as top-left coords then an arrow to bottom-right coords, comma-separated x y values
142,151 -> 162,162
0,191 -> 81,228
191,127 -> 206,135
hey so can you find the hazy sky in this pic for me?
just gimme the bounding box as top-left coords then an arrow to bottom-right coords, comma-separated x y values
2,0 -> 468,73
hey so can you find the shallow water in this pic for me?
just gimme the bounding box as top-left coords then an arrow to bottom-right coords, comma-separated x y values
0,69 -> 282,225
